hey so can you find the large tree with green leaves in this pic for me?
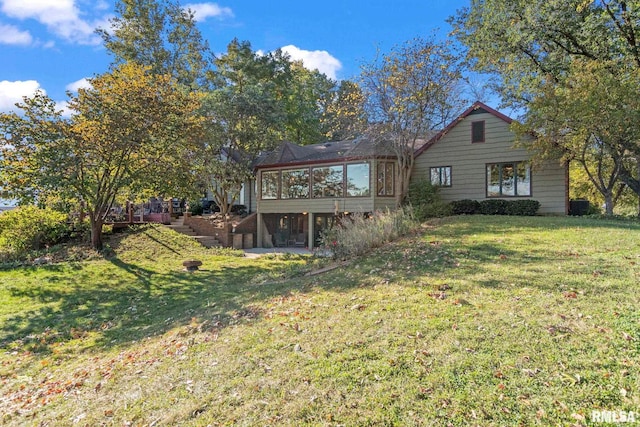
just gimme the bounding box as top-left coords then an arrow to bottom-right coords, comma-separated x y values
450,0 -> 640,204
0,63 -> 205,250
360,36 -> 467,204
511,58 -> 640,214
98,0 -> 213,89
201,39 -> 288,216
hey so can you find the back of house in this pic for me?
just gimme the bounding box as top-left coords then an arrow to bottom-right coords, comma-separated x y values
413,102 -> 568,215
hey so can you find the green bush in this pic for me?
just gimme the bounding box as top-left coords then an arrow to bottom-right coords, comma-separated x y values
478,199 -> 509,215
0,206 -> 71,260
407,179 -> 451,220
452,199 -> 540,216
450,199 -> 481,215
414,200 -> 452,219
189,200 -> 204,216
320,208 -> 419,260
504,200 -> 541,216
408,179 -> 439,206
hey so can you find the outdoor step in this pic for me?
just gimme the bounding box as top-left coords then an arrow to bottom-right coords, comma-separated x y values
167,225 -> 192,232
194,236 -> 220,248
164,218 -> 220,248
166,224 -> 198,236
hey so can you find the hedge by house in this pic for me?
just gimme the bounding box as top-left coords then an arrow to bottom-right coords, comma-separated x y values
449,199 -> 540,216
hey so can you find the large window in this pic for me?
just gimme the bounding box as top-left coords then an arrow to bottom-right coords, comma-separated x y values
313,165 -> 344,198
281,168 -> 309,199
261,171 -> 279,199
377,162 -> 394,196
346,163 -> 370,197
430,166 -> 452,187
487,162 -> 531,197
472,121 -> 485,143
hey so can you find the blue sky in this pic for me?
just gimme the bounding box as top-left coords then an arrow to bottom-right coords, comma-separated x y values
0,0 -> 471,114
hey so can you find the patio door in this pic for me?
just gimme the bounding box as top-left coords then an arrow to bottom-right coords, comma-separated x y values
275,214 -> 306,246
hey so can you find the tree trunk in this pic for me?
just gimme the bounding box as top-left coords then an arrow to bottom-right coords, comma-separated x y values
619,163 -> 640,197
637,157 -> 640,217
90,218 -> 104,251
603,193 -> 614,216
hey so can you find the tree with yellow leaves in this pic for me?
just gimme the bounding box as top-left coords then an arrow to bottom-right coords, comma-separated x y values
0,63 -> 205,249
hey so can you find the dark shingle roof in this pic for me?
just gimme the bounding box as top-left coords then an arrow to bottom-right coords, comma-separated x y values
255,137 -> 396,168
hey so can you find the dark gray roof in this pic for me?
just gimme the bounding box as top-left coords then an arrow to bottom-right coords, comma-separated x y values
255,137 -> 396,168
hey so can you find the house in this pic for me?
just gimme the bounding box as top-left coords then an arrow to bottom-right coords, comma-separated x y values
254,138 -> 398,249
250,101 -> 568,249
413,102 -> 568,215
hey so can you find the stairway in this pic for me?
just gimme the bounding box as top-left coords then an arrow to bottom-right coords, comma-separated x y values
167,216 -> 221,248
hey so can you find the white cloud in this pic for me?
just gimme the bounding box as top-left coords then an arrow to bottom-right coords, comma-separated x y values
184,3 -> 233,21
0,22 -> 32,45
55,100 -> 73,117
281,45 -> 342,80
66,77 -> 92,92
0,0 -> 102,45
0,80 -> 43,112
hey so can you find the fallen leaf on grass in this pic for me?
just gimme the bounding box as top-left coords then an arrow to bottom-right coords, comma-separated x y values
522,368 -> 540,377
428,292 -> 446,300
571,412 -> 585,421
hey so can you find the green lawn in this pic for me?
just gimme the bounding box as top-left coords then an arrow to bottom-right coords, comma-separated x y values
1,217 -> 638,426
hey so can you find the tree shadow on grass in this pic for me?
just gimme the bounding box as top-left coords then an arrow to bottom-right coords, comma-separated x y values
2,216 -> 636,356
0,255 -> 302,355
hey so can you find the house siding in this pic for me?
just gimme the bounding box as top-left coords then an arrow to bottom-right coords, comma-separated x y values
413,111 -> 567,214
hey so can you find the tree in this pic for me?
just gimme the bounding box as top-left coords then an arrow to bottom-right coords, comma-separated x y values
98,0 -> 213,89
0,63 -> 205,250
360,36 -> 467,204
201,39 -> 288,217
281,62 -> 334,145
450,0 -> 640,204
512,59 -> 640,214
321,80 -> 368,141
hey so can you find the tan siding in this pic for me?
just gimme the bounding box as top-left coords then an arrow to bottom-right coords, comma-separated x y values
413,112 -> 567,214
259,198 -> 376,214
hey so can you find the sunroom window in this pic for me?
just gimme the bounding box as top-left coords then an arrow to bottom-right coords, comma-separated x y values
377,162 -> 394,196
261,171 -> 279,199
346,163 -> 370,197
312,165 -> 344,198
281,168 -> 309,199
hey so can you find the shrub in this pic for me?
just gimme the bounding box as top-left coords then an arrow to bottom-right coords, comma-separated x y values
319,207 -> 419,260
450,199 -> 481,215
189,200 -> 204,215
414,200 -> 452,219
0,206 -> 71,260
454,199 -> 540,216
408,179 -> 439,206
504,200 -> 541,216
478,199 -> 509,215
407,179 -> 451,220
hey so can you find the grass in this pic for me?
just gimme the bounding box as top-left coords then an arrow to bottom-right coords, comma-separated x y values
0,216 -> 639,426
